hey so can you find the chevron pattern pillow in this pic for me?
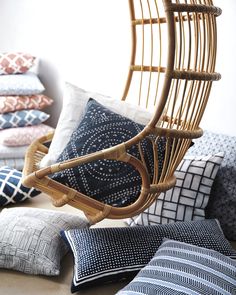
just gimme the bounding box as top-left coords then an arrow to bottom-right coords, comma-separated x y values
117,239 -> 236,295
0,166 -> 41,206
127,152 -> 224,226
0,109 -> 49,130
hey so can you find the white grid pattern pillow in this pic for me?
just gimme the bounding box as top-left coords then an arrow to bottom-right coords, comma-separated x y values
127,152 -> 224,226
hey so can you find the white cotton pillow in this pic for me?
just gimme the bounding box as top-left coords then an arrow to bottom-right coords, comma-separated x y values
40,82 -> 154,167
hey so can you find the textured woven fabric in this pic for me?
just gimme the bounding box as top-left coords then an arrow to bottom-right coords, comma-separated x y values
0,124 -> 54,146
0,72 -> 44,95
127,153 -> 224,226
0,158 -> 25,170
61,219 -> 236,292
0,207 -> 89,275
0,94 -> 53,114
0,144 -> 28,159
0,52 -> 35,75
187,131 -> 236,240
117,239 -> 236,295
40,82 -> 154,167
51,98 -> 165,207
0,109 -> 49,130
0,166 -> 40,206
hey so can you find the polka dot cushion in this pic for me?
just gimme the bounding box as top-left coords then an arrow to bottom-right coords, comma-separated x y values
51,98 -> 166,207
117,239 -> 236,295
61,219 -> 236,292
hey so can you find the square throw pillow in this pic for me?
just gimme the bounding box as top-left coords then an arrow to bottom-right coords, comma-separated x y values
0,144 -> 28,159
0,207 -> 89,275
0,52 -> 35,75
0,124 -> 54,146
61,219 -> 236,292
0,166 -> 40,206
117,239 -> 236,295
0,158 -> 25,171
0,94 -> 53,114
51,98 -> 165,207
40,82 -> 154,167
0,72 -> 45,95
0,110 -> 49,130
188,131 -> 236,241
127,152 -> 224,226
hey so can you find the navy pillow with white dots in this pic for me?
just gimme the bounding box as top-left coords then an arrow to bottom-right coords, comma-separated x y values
0,166 -> 40,206
51,98 -> 166,207
61,219 -> 236,292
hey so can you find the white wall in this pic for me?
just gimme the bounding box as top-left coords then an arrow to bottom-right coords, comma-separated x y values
0,0 -> 235,136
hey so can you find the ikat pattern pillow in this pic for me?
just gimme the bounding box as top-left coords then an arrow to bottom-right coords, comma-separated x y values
0,207 -> 89,275
61,219 -> 236,292
0,109 -> 49,130
51,98 -> 166,207
127,152 -> 224,226
0,124 -> 54,146
0,72 -> 45,95
117,239 -> 236,295
0,52 -> 35,75
0,94 -> 53,114
0,166 -> 40,206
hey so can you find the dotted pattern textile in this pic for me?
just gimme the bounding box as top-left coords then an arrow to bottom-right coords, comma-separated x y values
0,94 -> 53,114
0,166 -> 40,206
127,153 -> 224,226
187,131 -> 236,240
116,239 -> 236,295
0,109 -> 49,130
51,98 -> 166,207
61,219 -> 236,292
0,52 -> 35,75
0,207 -> 89,275
0,72 -> 45,96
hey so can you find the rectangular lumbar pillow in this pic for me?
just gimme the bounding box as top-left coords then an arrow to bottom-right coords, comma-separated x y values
61,219 -> 236,292
0,207 -> 89,275
127,152 -> 224,226
116,239 -> 236,295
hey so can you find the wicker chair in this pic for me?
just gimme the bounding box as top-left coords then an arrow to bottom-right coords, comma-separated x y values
23,0 -> 221,224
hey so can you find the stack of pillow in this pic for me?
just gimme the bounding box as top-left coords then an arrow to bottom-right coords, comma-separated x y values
0,52 -> 54,170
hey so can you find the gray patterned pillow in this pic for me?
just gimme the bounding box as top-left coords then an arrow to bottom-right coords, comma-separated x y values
116,239 -> 236,295
0,207 -> 89,275
187,131 -> 236,240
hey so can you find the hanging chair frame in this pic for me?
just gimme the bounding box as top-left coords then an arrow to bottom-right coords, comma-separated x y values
23,0 -> 221,224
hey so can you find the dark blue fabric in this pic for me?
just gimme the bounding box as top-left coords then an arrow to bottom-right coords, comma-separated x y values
51,99 -> 166,207
0,166 -> 40,206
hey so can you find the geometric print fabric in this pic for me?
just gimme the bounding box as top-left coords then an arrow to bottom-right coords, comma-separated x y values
127,152 -> 224,226
0,94 -> 53,114
0,166 -> 40,206
116,239 -> 236,295
0,109 -> 49,130
61,219 -> 236,292
0,207 -> 89,275
0,52 -> 35,75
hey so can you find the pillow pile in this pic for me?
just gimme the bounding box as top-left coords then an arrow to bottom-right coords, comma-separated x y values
0,53 -> 54,170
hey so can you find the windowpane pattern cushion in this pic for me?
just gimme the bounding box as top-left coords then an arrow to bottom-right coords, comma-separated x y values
117,239 -> 236,295
51,98 -> 165,207
0,166 -> 40,206
0,94 -> 53,114
0,207 -> 89,275
187,131 -> 236,241
0,72 -> 45,95
0,124 -> 54,146
127,153 -> 224,226
60,219 -> 236,292
0,110 -> 49,130
41,82 -> 154,167
0,52 -> 35,75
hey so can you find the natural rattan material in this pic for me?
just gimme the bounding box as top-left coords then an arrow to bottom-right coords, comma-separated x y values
23,0 -> 221,224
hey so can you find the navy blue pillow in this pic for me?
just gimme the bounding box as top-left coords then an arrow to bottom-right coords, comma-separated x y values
51,99 -> 166,207
0,166 -> 40,206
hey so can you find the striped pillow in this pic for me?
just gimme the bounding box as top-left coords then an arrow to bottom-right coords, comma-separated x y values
117,239 -> 236,295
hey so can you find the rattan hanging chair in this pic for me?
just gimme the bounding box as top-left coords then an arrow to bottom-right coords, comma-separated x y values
23,0 -> 221,224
